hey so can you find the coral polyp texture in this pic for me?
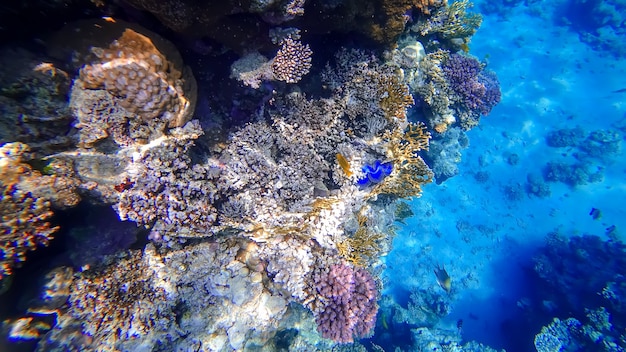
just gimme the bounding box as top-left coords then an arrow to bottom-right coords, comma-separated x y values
310,263 -> 378,343
76,28 -> 197,140
230,36 -> 313,88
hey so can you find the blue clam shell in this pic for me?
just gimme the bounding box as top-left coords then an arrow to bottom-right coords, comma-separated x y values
357,160 -> 393,186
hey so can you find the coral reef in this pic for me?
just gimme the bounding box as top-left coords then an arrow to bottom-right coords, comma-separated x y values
271,38 -> 313,83
533,233 -> 626,315
0,0 -> 502,348
117,121 -> 219,242
558,0 -> 626,58
0,182 -> 58,282
525,172 -> 551,198
535,312 -> 625,352
543,127 -> 621,187
442,53 -> 501,117
424,127 -> 469,183
411,0 -> 483,52
531,232 -> 626,351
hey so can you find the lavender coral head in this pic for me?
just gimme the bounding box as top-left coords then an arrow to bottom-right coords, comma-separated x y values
313,263 -> 378,343
442,53 -> 501,115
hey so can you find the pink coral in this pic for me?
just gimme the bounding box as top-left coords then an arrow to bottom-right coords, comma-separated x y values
312,263 -> 378,343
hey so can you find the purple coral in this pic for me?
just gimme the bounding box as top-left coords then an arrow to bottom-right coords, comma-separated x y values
313,263 -> 378,343
442,53 -> 501,115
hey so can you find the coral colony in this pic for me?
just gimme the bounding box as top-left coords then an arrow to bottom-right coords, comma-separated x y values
0,0 -> 503,350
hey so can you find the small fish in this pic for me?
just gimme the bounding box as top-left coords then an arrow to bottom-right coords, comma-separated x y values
434,264 -> 451,293
612,88 -> 626,93
381,311 -> 389,330
606,225 -> 617,236
336,153 -> 352,177
589,207 -> 602,220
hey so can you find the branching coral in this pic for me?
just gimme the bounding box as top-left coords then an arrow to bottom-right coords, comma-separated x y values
373,122 -> 434,197
62,250 -> 175,351
271,37 -> 313,83
231,36 -> 313,87
442,53 -> 501,116
378,74 -> 415,122
0,142 -> 81,282
369,0 -> 443,45
0,183 -> 58,282
338,213 -> 385,266
412,0 -> 482,46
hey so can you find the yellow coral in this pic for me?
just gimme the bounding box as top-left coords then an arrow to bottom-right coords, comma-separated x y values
372,122 -> 434,198
417,0 -> 482,40
338,213 -> 385,266
378,74 -> 415,122
371,0 -> 442,45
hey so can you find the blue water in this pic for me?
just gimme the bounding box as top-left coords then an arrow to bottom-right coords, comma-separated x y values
379,0 -> 626,350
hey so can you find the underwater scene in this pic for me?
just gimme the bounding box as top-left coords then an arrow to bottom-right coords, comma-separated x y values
0,0 -> 625,351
